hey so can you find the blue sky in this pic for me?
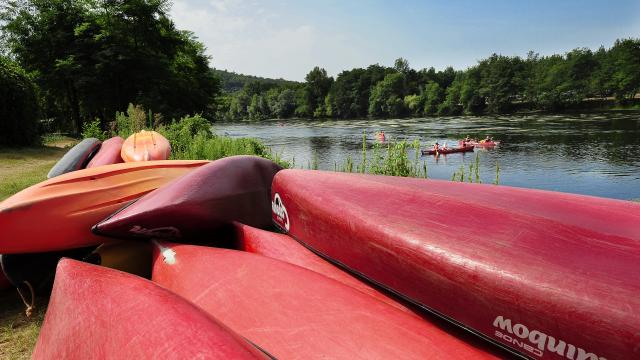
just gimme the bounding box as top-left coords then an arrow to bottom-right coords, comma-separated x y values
170,0 -> 640,81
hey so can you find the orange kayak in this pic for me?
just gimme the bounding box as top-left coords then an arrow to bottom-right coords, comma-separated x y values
121,130 -> 171,162
0,160 -> 207,254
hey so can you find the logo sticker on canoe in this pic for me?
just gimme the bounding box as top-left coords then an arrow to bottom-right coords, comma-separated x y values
272,193 -> 290,232
492,316 -> 606,359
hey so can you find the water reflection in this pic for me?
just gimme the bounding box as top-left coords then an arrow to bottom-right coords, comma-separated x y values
215,113 -> 640,200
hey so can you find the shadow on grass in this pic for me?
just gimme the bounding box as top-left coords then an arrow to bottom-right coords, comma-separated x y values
0,290 -> 48,359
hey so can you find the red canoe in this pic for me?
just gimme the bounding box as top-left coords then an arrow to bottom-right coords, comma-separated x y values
33,259 -> 267,359
271,170 -> 640,360
93,156 -> 282,241
233,222 -> 412,312
460,140 -> 500,148
151,242 -> 500,359
86,136 -> 124,168
0,160 -> 207,253
422,144 -> 475,155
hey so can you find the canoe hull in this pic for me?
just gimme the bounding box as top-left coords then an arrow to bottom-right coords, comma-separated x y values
33,259 -> 267,360
47,138 -> 101,178
86,136 -> 124,168
121,130 -> 171,162
271,170 -> 640,360
93,156 -> 282,241
0,160 -> 207,253
422,145 -> 475,155
152,241 -> 499,360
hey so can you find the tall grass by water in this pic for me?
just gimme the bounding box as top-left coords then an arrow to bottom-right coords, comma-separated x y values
315,131 -> 500,183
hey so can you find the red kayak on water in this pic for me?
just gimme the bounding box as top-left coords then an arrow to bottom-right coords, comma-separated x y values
33,259 -> 267,359
152,242 -> 501,360
271,170 -> 640,360
460,140 -> 500,148
422,144 -> 475,155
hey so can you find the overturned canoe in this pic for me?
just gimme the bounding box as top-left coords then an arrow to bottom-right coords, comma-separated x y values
86,136 -> 124,168
47,138 -> 101,178
32,259 -> 268,359
121,130 -> 171,162
93,156 -> 281,241
152,242 -> 500,359
0,160 -> 207,253
271,170 -> 640,360
233,223 -> 412,312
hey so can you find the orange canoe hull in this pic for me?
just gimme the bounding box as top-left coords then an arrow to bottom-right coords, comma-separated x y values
0,160 -> 207,253
121,130 -> 171,162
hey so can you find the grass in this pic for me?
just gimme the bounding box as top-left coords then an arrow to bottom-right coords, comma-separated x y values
0,292 -> 48,360
0,144 -> 72,202
0,137 -> 74,358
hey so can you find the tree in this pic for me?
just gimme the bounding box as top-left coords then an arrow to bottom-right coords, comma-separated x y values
0,56 -> 40,146
394,57 -> 410,73
478,54 -> 526,113
438,72 -> 464,115
1,0 -> 220,132
423,81 -> 444,115
608,39 -> 640,101
460,66 -> 485,114
403,94 -> 424,117
303,66 -> 333,117
369,72 -> 406,118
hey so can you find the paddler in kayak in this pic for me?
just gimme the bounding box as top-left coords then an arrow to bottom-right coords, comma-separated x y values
433,142 -> 440,152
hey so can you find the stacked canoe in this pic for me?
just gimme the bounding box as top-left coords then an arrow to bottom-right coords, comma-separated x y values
1,133 -> 639,359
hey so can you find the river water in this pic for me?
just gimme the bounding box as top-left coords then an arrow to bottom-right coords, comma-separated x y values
214,113 -> 640,200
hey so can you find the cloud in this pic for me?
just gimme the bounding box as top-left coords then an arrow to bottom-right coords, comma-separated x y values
169,0 -> 371,80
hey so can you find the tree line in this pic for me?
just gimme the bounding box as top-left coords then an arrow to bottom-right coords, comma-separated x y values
219,39 -> 640,120
1,0 -> 219,146
1,0 -> 639,147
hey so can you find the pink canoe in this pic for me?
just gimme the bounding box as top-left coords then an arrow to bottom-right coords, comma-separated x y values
33,259 -> 268,359
271,170 -> 640,360
86,136 -> 124,168
152,242 -> 500,359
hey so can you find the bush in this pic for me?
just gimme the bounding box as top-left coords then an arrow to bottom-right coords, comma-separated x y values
81,118 -> 107,140
0,56 -> 40,146
113,104 -> 289,167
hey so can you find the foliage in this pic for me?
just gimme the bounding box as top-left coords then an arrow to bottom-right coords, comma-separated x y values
81,118 -> 107,141
112,105 -> 289,167
1,0 -> 220,133
219,39 -> 639,120
0,56 -> 40,146
214,69 -> 298,93
369,73 -> 407,118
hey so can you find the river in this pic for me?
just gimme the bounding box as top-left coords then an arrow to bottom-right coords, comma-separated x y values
214,112 -> 640,200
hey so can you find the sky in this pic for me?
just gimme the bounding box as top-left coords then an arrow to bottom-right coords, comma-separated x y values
170,0 -> 640,81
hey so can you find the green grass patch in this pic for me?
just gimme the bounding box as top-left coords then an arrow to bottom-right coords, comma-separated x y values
0,147 -> 67,201
0,291 -> 47,360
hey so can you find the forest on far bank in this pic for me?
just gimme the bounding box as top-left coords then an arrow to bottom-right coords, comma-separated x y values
1,0 -> 639,147
220,40 -> 640,121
